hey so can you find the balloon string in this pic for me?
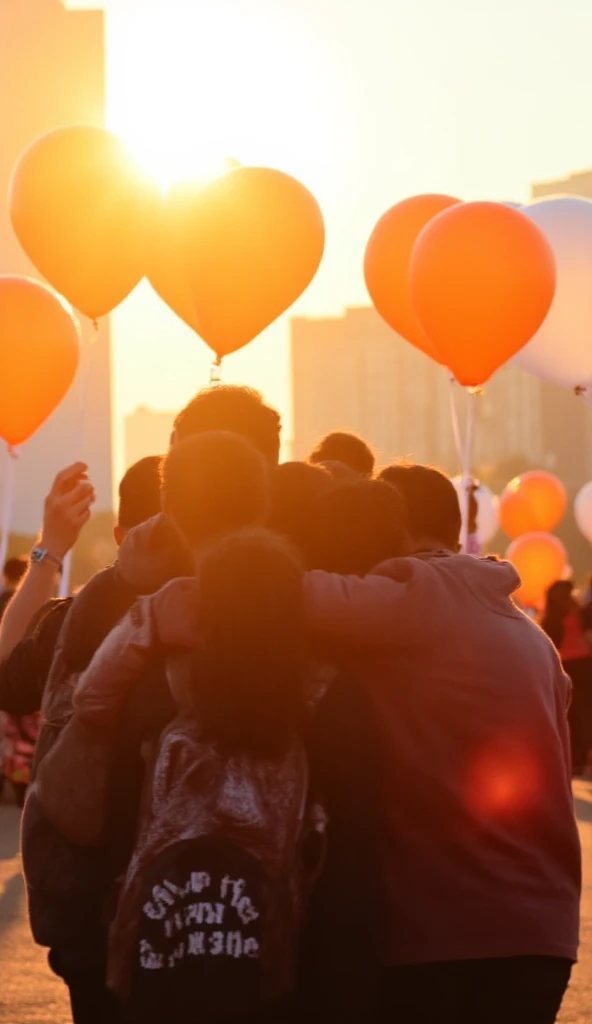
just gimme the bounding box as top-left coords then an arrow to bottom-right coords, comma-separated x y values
448,376 -> 464,471
460,389 -> 480,554
210,354 -> 223,386
0,445 -> 19,576
59,318 -> 98,598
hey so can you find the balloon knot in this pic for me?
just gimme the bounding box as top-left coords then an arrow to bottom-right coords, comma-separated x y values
7,446 -> 19,460
575,386 -> 586,397
92,318 -> 99,333
210,354 -> 223,385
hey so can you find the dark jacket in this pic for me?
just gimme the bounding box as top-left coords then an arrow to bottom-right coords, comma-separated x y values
22,515 -> 191,954
0,599 -> 72,716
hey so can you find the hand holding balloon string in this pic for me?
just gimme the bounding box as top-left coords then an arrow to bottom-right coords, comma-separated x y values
39,462 -> 96,562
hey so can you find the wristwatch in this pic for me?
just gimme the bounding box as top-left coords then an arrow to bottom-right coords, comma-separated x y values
30,547 -> 63,572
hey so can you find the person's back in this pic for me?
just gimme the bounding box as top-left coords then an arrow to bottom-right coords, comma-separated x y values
306,464 -> 580,1022
367,553 -> 578,963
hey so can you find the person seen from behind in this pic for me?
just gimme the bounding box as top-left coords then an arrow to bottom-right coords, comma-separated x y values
541,579 -> 592,776
300,462 -> 580,1024
37,433 -> 322,1024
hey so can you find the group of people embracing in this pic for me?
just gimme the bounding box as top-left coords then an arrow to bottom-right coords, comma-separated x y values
0,385 -> 581,1024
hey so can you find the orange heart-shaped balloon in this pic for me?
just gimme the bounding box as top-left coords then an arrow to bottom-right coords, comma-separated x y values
10,126 -> 158,320
364,194 -> 461,361
180,166 -> 325,358
0,276 -> 80,446
147,182 -> 203,333
410,202 -> 556,386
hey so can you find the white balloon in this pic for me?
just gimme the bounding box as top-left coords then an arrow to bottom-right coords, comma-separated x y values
514,197 -> 592,390
574,481 -> 592,543
452,477 -> 499,545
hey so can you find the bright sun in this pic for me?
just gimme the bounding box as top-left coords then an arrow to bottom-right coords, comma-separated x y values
106,2 -> 346,199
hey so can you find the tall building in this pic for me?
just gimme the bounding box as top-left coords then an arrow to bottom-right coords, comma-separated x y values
0,0 -> 113,535
291,306 -> 592,488
125,407 -> 175,469
532,169 -> 592,201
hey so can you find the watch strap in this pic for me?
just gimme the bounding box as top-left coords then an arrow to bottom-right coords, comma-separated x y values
30,547 -> 63,572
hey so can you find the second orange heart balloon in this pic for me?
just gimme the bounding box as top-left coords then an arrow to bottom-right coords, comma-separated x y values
165,166 -> 325,359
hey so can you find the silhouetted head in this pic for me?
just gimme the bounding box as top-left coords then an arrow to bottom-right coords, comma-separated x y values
188,529 -> 309,759
115,456 -> 163,547
313,460 -> 358,481
161,432 -> 269,553
379,463 -> 461,552
308,431 -> 375,477
544,579 -> 574,618
172,385 -> 281,465
2,556 -> 28,590
268,461 -> 334,565
308,479 -> 410,574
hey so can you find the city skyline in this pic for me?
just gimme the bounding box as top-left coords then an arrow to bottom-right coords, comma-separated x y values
65,0 -> 592,441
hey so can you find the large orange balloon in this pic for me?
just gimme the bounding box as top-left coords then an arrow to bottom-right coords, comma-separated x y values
181,166 -> 325,358
147,161 -> 242,333
499,470 -> 567,539
364,194 -> 461,360
409,202 -> 556,386
0,277 -> 80,447
9,126 -> 158,320
506,533 -> 567,608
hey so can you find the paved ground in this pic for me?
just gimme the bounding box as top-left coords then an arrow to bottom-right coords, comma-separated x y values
1,784 -> 592,1023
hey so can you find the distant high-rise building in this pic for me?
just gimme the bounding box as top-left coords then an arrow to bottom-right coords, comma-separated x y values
0,0 -> 112,535
291,306 -> 592,489
125,407 -> 175,469
532,169 -> 592,200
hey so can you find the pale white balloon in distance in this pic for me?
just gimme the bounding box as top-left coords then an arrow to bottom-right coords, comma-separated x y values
574,481 -> 592,544
452,477 -> 499,545
514,196 -> 592,390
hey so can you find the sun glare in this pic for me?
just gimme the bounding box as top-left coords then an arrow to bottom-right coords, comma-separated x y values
106,2 -> 348,200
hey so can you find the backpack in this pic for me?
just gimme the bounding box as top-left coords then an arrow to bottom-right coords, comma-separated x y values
108,712 -> 327,1023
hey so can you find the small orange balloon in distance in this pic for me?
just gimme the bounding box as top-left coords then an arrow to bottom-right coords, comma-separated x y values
499,470 -> 567,539
9,126 -> 158,320
0,277 -> 80,447
148,160 -> 242,333
409,202 -> 556,386
364,194 -> 461,361
181,166 -> 325,358
506,532 -> 567,609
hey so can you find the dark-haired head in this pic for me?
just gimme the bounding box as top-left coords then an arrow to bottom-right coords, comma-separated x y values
172,385 -> 281,465
3,556 -> 28,589
268,461 -> 334,565
115,456 -> 163,546
379,463 -> 461,552
161,432 -> 270,553
308,479 -> 410,575
309,431 -> 375,477
187,529 -> 309,759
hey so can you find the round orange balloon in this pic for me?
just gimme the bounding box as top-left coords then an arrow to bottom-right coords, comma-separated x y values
0,277 -> 80,446
364,194 -> 461,360
409,202 -> 556,386
506,533 -> 567,608
9,126 -> 158,320
181,166 -> 325,358
499,470 -> 567,539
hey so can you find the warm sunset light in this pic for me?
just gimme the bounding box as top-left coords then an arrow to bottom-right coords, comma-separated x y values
105,4 -> 344,196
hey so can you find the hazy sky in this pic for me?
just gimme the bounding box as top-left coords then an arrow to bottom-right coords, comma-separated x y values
69,0 -> 592,440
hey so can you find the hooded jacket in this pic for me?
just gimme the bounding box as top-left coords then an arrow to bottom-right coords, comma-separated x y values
37,551 -> 580,967
22,515 -> 191,952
